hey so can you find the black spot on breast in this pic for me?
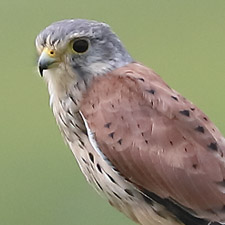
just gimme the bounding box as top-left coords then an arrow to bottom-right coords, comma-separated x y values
75,123 -> 82,130
95,180 -> 103,191
67,109 -> 74,117
171,96 -> 178,101
73,131 -> 79,138
195,126 -> 205,133
81,157 -> 88,164
59,113 -> 68,127
146,89 -> 155,95
107,173 -> 116,184
170,141 -> 173,146
179,110 -> 190,117
78,143 -> 84,149
96,163 -> 102,173
104,122 -> 112,128
79,139 -> 85,146
208,142 -> 218,151
113,192 -> 121,200
89,152 -> 94,163
69,94 -> 77,105
124,189 -> 134,196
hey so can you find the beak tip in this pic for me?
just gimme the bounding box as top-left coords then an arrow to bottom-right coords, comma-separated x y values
38,50 -> 56,77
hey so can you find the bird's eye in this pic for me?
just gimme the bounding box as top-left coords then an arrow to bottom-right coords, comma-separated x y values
72,39 -> 89,53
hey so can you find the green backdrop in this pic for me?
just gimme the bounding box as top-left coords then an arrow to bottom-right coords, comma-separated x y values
1,0 -> 225,224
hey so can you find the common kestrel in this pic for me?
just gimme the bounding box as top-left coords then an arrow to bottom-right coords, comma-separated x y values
36,19 -> 224,225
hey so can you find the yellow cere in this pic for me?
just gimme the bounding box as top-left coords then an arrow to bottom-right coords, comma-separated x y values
43,47 -> 56,57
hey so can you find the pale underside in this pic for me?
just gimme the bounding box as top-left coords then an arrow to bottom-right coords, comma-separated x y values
44,62 -> 225,225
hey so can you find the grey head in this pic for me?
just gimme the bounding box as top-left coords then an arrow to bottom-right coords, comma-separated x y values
36,19 -> 133,79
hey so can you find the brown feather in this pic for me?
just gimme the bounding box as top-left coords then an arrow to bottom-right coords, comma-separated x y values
80,62 -> 225,222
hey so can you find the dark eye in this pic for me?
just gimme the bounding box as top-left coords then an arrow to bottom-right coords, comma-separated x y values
72,39 -> 89,53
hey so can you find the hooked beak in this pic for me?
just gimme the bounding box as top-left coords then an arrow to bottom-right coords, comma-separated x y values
38,48 -> 57,76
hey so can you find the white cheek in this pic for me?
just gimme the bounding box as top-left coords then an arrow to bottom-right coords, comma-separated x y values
43,65 -> 78,106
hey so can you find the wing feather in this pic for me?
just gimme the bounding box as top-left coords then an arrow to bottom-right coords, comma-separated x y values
80,62 -> 225,222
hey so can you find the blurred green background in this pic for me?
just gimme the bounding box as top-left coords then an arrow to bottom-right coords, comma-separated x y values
0,0 -> 225,224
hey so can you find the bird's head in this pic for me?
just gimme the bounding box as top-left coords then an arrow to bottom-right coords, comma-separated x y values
36,19 -> 133,80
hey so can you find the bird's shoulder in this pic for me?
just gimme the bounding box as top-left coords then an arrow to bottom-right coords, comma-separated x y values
81,62 -> 224,156
80,62 -> 225,222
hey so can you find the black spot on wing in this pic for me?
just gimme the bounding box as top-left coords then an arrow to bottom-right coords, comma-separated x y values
117,139 -> 122,145
179,110 -> 190,117
104,122 -> 112,128
208,142 -> 218,151
141,189 -> 213,225
203,117 -> 208,121
171,96 -> 179,101
146,89 -> 155,95
192,164 -> 198,169
108,132 -> 115,139
195,126 -> 205,133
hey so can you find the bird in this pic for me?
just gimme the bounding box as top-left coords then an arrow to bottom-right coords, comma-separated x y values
35,19 -> 225,225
